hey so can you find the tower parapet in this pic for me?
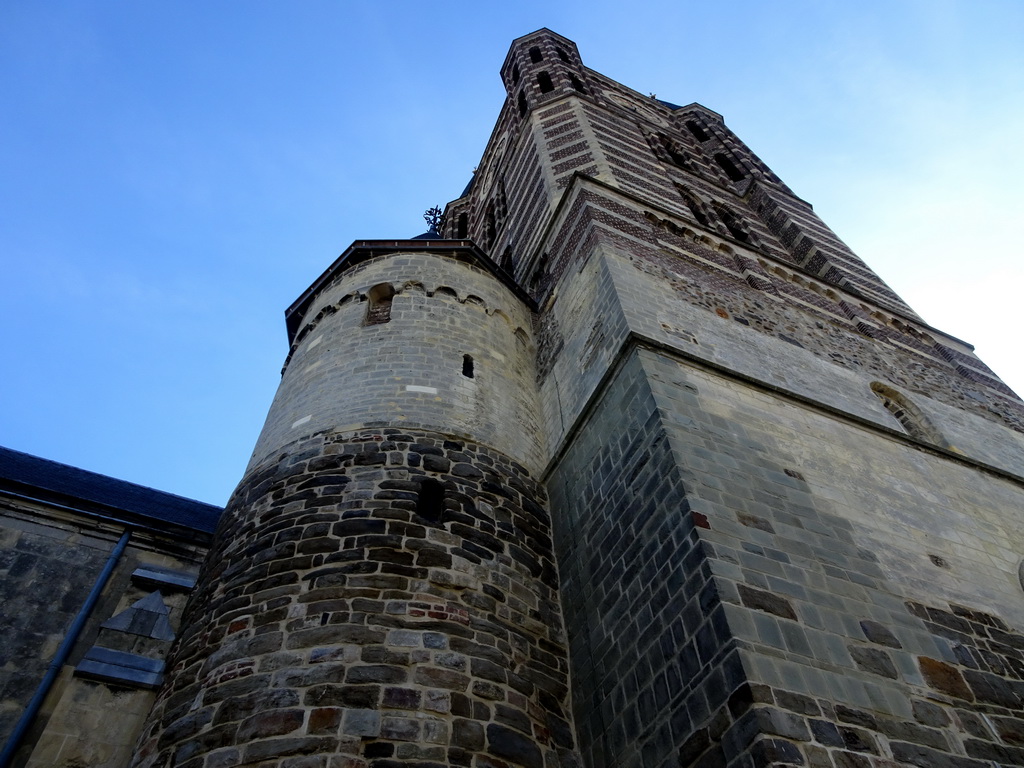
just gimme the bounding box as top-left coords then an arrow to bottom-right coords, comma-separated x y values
251,241 -> 544,475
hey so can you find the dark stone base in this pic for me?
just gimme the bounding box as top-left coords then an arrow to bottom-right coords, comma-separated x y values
133,429 -> 580,768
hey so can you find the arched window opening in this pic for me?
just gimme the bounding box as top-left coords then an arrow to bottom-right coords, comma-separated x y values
537,72 -> 554,93
511,63 -> 520,84
685,120 -> 710,141
517,91 -> 528,117
556,47 -> 570,63
661,136 -> 690,169
456,213 -> 468,239
365,283 -> 395,326
715,153 -> 746,182
870,382 -> 948,446
484,203 -> 497,249
715,205 -> 750,243
529,46 -> 543,63
462,354 -> 474,378
500,245 -> 514,272
679,189 -> 710,229
570,74 -> 586,94
530,253 -> 550,293
416,478 -> 445,523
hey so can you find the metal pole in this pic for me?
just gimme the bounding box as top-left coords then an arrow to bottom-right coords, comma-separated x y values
0,528 -> 131,768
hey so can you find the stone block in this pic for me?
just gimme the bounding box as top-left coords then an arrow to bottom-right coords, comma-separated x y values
342,709 -> 381,737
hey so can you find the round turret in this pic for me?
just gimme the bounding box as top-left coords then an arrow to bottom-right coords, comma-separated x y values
250,245 -> 545,475
132,244 -> 578,768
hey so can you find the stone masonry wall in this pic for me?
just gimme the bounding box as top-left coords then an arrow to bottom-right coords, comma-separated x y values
548,344 -> 1024,767
0,511 -> 111,746
250,252 -> 544,477
547,350 -> 744,768
0,501 -> 208,768
531,188 -> 1024,476
134,429 -> 580,768
642,346 -> 1024,767
22,535 -> 202,768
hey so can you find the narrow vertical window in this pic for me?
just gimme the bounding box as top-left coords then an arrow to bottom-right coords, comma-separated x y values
484,203 -> 497,248
529,46 -> 543,63
462,354 -> 474,378
556,47 -> 570,63
511,63 -> 520,84
714,153 -> 745,181
570,74 -> 586,94
661,136 -> 689,169
680,188 -> 710,228
365,283 -> 394,325
456,213 -> 468,238
715,205 -> 750,243
416,478 -> 445,523
518,91 -> 528,117
537,72 -> 554,93
685,120 -> 709,141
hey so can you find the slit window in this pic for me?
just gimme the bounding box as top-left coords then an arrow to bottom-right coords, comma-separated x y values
518,91 -> 528,117
462,354 -> 474,378
662,136 -> 689,168
456,213 -> 468,238
511,63 -> 520,84
484,203 -> 497,248
416,478 -> 445,523
716,205 -> 750,243
714,153 -> 746,181
529,46 -> 543,63
681,190 -> 710,228
537,72 -> 554,93
685,120 -> 710,141
365,283 -> 395,325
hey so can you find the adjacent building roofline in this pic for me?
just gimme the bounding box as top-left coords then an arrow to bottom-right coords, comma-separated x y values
0,446 -> 222,535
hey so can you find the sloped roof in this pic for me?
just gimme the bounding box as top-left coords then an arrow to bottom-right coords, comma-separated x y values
0,446 -> 222,534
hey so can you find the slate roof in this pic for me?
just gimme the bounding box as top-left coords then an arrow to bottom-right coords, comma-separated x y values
0,446 -> 222,534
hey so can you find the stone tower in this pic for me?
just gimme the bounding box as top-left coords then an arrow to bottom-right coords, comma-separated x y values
136,29 -> 1024,768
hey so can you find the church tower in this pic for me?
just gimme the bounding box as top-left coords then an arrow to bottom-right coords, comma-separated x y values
136,30 -> 1024,768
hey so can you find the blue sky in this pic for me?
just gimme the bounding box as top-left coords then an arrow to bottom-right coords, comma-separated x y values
2,1 -> 1022,505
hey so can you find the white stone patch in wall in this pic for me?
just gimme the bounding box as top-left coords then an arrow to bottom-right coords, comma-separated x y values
307,335 -> 322,350
291,415 -> 312,428
304,360 -> 323,373
406,385 -> 438,395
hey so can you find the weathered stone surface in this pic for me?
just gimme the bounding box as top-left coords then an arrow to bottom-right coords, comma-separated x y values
737,585 -> 799,621
130,429 -> 577,767
487,723 -> 543,768
919,657 -> 974,701
859,619 -> 902,648
848,645 -> 898,679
